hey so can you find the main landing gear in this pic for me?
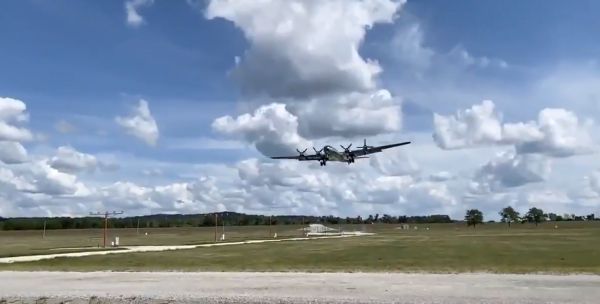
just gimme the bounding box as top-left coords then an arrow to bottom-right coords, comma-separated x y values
319,160 -> 327,166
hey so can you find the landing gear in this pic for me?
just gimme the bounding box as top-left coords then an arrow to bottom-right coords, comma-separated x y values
320,160 -> 327,166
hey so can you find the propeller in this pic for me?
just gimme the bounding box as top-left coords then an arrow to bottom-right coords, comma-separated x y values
313,147 -> 324,156
340,144 -> 352,153
296,148 -> 308,156
359,138 -> 374,151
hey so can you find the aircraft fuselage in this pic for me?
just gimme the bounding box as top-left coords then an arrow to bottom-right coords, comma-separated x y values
319,145 -> 356,166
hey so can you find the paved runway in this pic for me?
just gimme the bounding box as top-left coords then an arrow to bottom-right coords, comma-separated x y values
1,271 -> 599,303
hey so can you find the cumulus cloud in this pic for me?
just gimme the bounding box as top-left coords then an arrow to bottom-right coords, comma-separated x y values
429,171 -> 455,182
0,166 -> 35,193
232,158 -> 456,216
206,0 -> 407,143
212,103 -> 311,156
433,100 -> 596,157
433,100 -> 502,149
205,0 -> 403,98
49,146 -> 98,174
589,171 -> 600,194
116,99 -> 159,146
294,89 -> 402,138
369,145 -> 418,176
125,0 -> 154,27
0,141 -> 28,164
470,150 -> 550,194
0,97 -> 33,142
512,108 -> 594,157
9,161 -> 90,196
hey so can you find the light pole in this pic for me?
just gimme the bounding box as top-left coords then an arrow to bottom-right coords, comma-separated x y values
90,210 -> 124,248
214,213 -> 218,243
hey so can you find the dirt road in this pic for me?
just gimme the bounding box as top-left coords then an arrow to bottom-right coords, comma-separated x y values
1,271 -> 599,303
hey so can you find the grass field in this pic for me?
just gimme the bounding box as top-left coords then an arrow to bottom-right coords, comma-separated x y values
1,221 -> 599,273
0,224 -> 307,257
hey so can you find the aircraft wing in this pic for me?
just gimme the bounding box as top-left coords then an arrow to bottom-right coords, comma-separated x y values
270,154 -> 322,161
350,141 -> 411,156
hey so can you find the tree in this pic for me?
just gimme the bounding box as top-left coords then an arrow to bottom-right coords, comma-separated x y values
499,206 -> 520,228
465,209 -> 483,228
525,207 -> 546,226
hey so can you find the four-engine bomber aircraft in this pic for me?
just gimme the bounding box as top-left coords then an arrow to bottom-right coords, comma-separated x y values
270,139 -> 411,166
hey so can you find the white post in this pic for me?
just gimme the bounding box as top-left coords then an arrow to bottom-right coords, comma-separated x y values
43,220 -> 46,239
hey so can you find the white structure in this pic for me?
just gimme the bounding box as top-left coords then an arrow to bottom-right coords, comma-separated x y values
303,224 -> 338,236
397,224 -> 410,230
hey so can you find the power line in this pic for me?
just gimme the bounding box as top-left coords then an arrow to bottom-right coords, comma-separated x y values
90,210 -> 124,248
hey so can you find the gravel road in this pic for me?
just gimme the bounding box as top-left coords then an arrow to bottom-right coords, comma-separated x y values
1,271 -> 599,303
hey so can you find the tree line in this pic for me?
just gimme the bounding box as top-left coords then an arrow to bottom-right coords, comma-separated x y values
465,207 -> 596,228
1,208 -> 594,231
0,212 -> 452,231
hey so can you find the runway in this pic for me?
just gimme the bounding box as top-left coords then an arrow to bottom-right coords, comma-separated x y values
1,271 -> 599,303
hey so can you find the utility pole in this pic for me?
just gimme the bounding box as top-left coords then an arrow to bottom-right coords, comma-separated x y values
214,213 -> 218,243
90,211 -> 124,248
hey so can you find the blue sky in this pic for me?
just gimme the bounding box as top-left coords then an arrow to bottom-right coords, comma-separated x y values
0,0 -> 599,218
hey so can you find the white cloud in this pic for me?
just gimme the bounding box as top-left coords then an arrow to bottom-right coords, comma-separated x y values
232,157 -> 457,216
0,141 -> 28,164
54,120 -> 76,134
429,171 -> 454,182
0,97 -> 33,142
470,150 -> 550,194
212,103 -> 311,156
512,108 -> 595,157
390,22 -> 434,71
589,171 -> 600,194
206,1 -> 406,144
205,0 -> 403,98
49,146 -> 98,174
532,62 -> 600,115
447,46 -> 508,69
12,161 -> 90,196
294,89 -> 402,138
369,145 -> 418,176
433,100 -> 596,157
166,137 -> 246,150
116,99 -> 159,146
125,0 -> 154,27
433,100 -> 502,149
0,166 -> 35,193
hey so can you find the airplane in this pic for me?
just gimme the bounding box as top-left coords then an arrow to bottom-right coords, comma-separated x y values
270,139 -> 411,166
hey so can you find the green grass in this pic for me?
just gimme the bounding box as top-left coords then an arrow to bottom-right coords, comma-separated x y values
1,222 -> 599,273
0,225 -> 308,258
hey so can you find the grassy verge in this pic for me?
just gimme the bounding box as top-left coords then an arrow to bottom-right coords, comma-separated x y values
1,222 -> 599,273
